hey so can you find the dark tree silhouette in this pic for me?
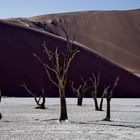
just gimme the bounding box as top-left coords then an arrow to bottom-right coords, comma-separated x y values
21,83 -> 46,109
90,72 -> 101,110
34,18 -> 79,122
0,112 -> 2,120
103,77 -> 120,121
71,77 -> 89,106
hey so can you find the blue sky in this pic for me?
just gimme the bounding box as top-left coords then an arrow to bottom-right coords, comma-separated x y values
0,0 -> 140,19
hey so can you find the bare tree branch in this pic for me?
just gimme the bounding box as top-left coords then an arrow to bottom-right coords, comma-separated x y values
21,83 -> 46,109
109,76 -> 120,99
33,53 -> 59,88
21,82 -> 36,97
90,72 -> 101,110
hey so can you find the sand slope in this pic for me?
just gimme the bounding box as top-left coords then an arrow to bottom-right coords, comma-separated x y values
29,9 -> 140,77
0,9 -> 140,97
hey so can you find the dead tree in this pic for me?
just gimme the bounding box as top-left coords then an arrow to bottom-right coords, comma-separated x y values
103,77 -> 120,121
34,18 -> 79,122
90,72 -> 101,110
99,86 -> 110,111
71,82 -> 82,106
71,77 -> 89,106
21,83 -> 46,109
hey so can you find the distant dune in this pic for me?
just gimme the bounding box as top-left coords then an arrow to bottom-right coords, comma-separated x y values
0,9 -> 140,97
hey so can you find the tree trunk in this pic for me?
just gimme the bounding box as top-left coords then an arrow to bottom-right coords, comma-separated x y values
92,92 -> 99,110
41,94 -> 46,109
59,86 -> 68,121
0,112 -> 2,120
94,97 -> 99,110
99,97 -> 104,111
104,99 -> 111,121
39,91 -> 46,109
92,93 -> 99,110
77,96 -> 83,106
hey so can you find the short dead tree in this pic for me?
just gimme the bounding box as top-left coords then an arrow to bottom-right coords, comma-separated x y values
34,18 -> 79,122
99,86 -> 110,111
103,77 -> 120,121
21,83 -> 46,109
90,72 -> 101,111
71,77 -> 89,106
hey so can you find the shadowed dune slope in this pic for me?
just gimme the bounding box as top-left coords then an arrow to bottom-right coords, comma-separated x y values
28,9 -> 140,77
0,20 -> 140,97
1,9 -> 140,97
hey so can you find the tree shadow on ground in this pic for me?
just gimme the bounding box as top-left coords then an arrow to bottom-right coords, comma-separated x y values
72,120 -> 140,129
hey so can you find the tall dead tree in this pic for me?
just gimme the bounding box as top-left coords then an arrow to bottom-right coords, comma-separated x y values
21,83 -> 46,109
34,18 -> 79,122
103,77 -> 120,121
90,72 -> 101,110
71,77 -> 89,106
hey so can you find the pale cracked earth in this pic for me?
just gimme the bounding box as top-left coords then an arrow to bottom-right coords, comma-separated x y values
0,98 -> 140,140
